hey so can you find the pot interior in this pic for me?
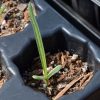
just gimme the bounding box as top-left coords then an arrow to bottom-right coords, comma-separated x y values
13,28 -> 99,76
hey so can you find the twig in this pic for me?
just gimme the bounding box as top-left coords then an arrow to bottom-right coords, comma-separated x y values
56,53 -> 61,64
61,53 -> 65,65
80,72 -> 93,86
4,7 -> 16,19
81,73 -> 93,89
0,79 -> 4,88
53,75 -> 84,100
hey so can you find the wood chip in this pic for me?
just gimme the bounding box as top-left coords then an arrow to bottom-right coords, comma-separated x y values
61,53 -> 65,65
0,79 -> 4,88
61,54 -> 67,68
81,73 -> 93,89
24,10 -> 29,22
80,72 -> 93,86
17,3 -> 27,11
53,75 -> 84,100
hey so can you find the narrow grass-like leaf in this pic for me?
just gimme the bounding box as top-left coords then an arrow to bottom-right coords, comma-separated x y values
28,3 -> 48,80
32,75 -> 44,80
47,65 -> 62,79
28,3 -> 62,85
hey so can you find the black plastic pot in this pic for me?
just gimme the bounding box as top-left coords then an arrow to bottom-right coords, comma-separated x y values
13,27 -> 100,100
46,0 -> 100,46
61,0 -> 96,27
0,0 -> 100,100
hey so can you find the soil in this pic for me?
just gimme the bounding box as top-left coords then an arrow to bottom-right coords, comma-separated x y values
0,0 -> 37,37
23,51 -> 93,100
0,63 -> 8,88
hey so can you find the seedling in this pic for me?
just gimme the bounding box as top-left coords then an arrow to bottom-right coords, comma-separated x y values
28,2 -> 61,85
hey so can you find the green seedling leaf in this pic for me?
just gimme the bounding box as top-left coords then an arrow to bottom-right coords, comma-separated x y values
0,5 -> 5,14
28,2 -> 48,81
28,3 -> 62,85
32,75 -> 44,80
47,65 -> 62,79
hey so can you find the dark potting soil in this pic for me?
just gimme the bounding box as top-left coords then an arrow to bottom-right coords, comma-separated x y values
0,62 -> 8,88
0,0 -> 37,37
22,51 -> 93,100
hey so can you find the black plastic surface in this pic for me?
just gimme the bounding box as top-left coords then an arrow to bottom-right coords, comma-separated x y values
46,0 -> 100,46
91,0 -> 100,6
0,0 -> 100,100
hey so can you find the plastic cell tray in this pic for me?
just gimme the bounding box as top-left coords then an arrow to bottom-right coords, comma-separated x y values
0,0 -> 100,100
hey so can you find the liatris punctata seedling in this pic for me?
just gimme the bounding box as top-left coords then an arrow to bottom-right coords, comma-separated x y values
28,2 -> 61,85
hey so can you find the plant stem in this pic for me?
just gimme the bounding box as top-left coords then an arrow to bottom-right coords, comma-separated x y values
28,2 -> 48,84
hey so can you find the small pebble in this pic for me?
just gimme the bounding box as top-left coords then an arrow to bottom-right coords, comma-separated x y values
24,23 -> 28,28
43,84 -> 47,88
50,61 -> 54,65
82,67 -> 87,73
58,71 -> 61,74
82,62 -> 88,73
71,54 -> 78,61
1,25 -> 5,30
20,27 -> 23,30
2,20 -> 6,25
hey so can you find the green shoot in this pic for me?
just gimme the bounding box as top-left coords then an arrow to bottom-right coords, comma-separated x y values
28,2 -> 48,84
0,5 -> 6,15
32,75 -> 44,80
28,2 -> 61,85
47,65 -> 61,79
